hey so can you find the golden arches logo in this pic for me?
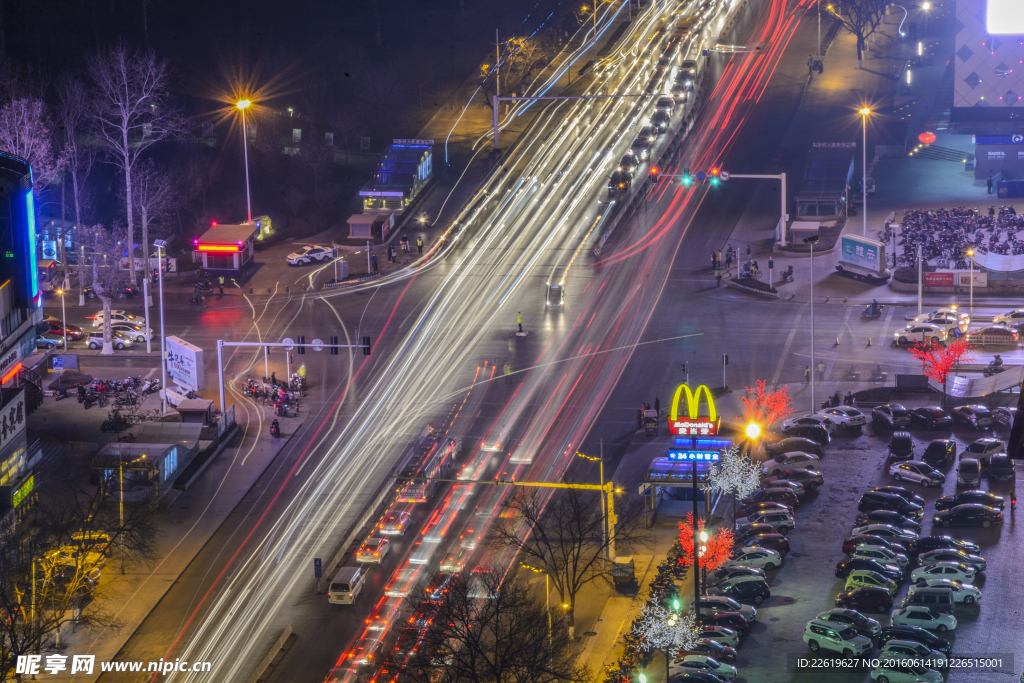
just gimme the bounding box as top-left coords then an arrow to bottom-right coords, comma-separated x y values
669,384 -> 717,422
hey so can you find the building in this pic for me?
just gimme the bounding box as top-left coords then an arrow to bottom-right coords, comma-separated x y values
191,223 -> 261,276
359,140 -> 434,213
92,423 -> 202,503
794,143 -> 855,219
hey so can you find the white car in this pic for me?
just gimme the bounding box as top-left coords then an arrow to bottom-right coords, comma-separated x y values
822,406 -> 867,429
92,309 -> 146,328
890,606 -> 957,632
675,656 -> 738,681
880,639 -> 948,670
851,524 -> 919,543
870,661 -> 943,683
781,413 -> 836,434
699,626 -> 740,647
909,562 -> 976,584
724,547 -> 783,571
803,618 -> 873,656
909,578 -> 980,604
850,545 -> 909,568
911,308 -> 969,327
111,322 -> 153,343
888,461 -> 945,488
893,323 -> 946,345
286,245 -> 332,265
761,452 -> 820,476
992,309 -> 1024,328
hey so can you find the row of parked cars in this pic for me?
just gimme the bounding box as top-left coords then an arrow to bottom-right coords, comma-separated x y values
891,306 -> 1022,347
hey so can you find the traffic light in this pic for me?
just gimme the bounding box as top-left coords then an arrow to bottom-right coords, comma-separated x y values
297,334 -> 305,355
650,166 -> 660,184
682,167 -> 692,186
723,353 -> 729,366
330,335 -> 339,355
709,167 -> 720,186
362,336 -> 372,356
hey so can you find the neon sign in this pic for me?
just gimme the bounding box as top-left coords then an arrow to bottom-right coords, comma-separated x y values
196,244 -> 242,252
667,450 -> 720,462
669,383 -> 721,435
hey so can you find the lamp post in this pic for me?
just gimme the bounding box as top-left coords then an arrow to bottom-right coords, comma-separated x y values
235,99 -> 253,225
816,0 -> 821,61
521,562 -> 552,644
154,239 -> 168,414
577,443 -> 609,569
691,461 -> 700,621
698,529 -> 708,594
859,108 -> 871,237
804,234 -> 819,410
79,244 -> 86,306
117,454 -> 146,574
966,248 -> 975,318
57,283 -> 68,351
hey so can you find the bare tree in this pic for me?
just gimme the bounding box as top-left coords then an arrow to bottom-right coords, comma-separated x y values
492,487 -> 648,638
831,0 -> 889,69
80,223 -> 132,354
87,42 -> 180,286
0,97 -> 62,195
329,109 -> 359,178
299,133 -> 336,211
132,159 -> 174,276
55,74 -> 98,270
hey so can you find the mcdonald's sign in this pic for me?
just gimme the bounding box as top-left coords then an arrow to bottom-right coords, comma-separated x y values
669,383 -> 720,436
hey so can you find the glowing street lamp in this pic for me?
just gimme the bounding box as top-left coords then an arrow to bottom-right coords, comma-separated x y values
744,422 -> 762,440
235,98 -> 254,225
966,248 -> 975,317
859,107 -> 871,237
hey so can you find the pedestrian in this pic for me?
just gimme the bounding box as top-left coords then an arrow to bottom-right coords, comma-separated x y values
218,275 -> 225,295
745,244 -> 752,258
715,269 -> 722,286
817,361 -> 825,381
371,253 -> 378,272
517,311 -> 523,332
636,408 -> 643,430
725,249 -> 733,268
804,366 -> 811,384
654,397 -> 660,414
808,55 -> 814,75
417,236 -> 424,254
987,174 -> 993,195
710,251 -> 717,270
271,371 -> 277,387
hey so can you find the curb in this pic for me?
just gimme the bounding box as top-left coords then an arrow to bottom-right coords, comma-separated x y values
726,279 -> 779,298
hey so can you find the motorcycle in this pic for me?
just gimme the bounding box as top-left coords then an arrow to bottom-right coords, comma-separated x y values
269,420 -> 281,439
984,362 -> 1006,377
862,303 -> 884,319
189,294 -> 206,306
195,279 -> 214,294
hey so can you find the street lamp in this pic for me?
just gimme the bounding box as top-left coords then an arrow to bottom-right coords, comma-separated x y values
235,99 -> 254,225
521,562 -> 552,642
804,234 -> 819,410
859,108 -> 871,237
966,248 -> 975,317
154,239 -> 168,414
117,453 -> 146,574
577,444 -> 609,567
698,529 -> 708,594
744,422 -> 762,440
56,283 -> 68,351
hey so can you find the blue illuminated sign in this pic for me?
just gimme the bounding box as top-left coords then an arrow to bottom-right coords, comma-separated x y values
25,190 -> 38,304
674,437 -> 732,450
667,450 -> 721,462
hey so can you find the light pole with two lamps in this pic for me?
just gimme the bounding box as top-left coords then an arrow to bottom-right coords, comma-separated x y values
804,234 -> 819,410
235,99 -> 254,225
966,247 -> 975,318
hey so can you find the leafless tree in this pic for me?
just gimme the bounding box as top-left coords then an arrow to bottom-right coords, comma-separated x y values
356,66 -> 404,137
391,573 -> 589,683
299,133 -> 336,210
492,487 -> 648,638
329,109 -> 360,177
132,159 -> 174,274
831,0 -> 889,69
55,74 -> 98,269
87,42 -> 181,286
0,97 -> 62,195
80,223 -> 132,354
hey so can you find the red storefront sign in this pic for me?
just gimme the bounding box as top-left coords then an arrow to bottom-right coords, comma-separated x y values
924,272 -> 955,287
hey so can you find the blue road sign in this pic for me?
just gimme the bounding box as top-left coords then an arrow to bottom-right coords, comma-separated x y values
314,558 -> 322,578
695,171 -> 707,182
951,327 -> 962,338
52,356 -> 63,372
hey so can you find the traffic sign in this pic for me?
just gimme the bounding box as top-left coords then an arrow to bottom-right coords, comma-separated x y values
719,171 -> 730,181
695,171 -> 707,182
52,356 -> 63,372
312,338 -> 325,352
282,337 -> 295,351
951,327 -> 962,339
314,558 -> 322,578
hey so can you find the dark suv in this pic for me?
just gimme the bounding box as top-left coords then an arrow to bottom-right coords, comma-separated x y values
989,455 -> 1015,482
781,424 -> 830,445
858,491 -> 924,519
922,439 -> 956,467
888,432 -> 914,462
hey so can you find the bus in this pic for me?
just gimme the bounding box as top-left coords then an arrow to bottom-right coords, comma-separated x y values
396,432 -> 461,503
37,260 -> 63,293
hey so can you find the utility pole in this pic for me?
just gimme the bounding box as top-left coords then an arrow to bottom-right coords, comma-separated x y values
805,235 -> 819,410
692,461 -> 700,618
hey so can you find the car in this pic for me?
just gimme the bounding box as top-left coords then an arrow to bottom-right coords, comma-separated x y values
697,596 -> 757,622
989,454 -> 1015,481
378,510 -> 411,536
618,153 -> 639,174
286,245 -> 332,266
874,486 -> 925,507
816,608 -> 882,638
963,437 -> 1004,464
736,500 -> 793,518
85,330 -> 134,350
908,535 -> 980,557
845,569 -> 898,595
650,110 -> 670,133
992,406 -> 1017,427
44,318 -> 85,340
935,490 -> 1004,511
802,618 -> 873,656
703,611 -> 749,633
992,308 -> 1024,328
83,284 -> 140,300
637,125 -> 655,144
921,439 -> 956,467
834,586 -> 894,614
919,308 -> 969,327
890,606 -> 957,632
909,407 -> 952,430
781,413 -> 836,434
608,170 -> 632,197
35,334 -> 64,349
732,523 -> 777,544
735,532 -> 790,556
888,432 -> 915,462
355,538 -> 390,563
655,96 -> 676,113
851,523 -> 919,544
424,572 -> 456,602
842,535 -> 907,555
857,492 -> 924,519
675,656 -> 737,681
951,405 -> 994,429
679,639 -> 737,664
917,548 -> 986,572
869,661 -> 943,683
965,325 -> 1018,347
854,510 -> 921,532
699,626 -> 740,647
756,478 -> 804,496
780,424 -> 830,445
765,437 -> 823,458
91,309 -> 146,328
889,461 -> 944,488
822,406 -> 867,429
741,487 -> 800,507
723,547 -> 782,571
679,60 -> 698,85
835,557 -> 901,580
880,639 -> 949,670
878,625 -> 952,655
873,404 -> 912,428
111,322 -> 152,343
705,565 -> 765,588
706,577 -> 771,605
760,452 -> 820,476
736,510 -> 794,535
956,458 -> 982,488
893,323 -> 946,345
909,578 -> 980,604
629,138 -> 651,160
850,545 -> 909,568
932,503 -> 1003,528
909,562 -> 976,584
765,468 -> 824,491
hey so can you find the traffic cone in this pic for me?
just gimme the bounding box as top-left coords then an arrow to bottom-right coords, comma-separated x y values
867,337 -> 872,347
834,336 -> 840,347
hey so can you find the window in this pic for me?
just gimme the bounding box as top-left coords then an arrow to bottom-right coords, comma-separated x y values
165,449 -> 178,477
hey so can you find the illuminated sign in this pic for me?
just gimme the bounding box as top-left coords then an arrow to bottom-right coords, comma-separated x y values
669,383 -> 721,435
26,190 -> 38,304
674,437 -> 732,450
667,450 -> 721,462
987,0 -> 1024,35
12,474 -> 33,508
196,244 -> 242,252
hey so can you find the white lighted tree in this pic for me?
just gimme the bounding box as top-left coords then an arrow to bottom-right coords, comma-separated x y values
706,446 -> 761,500
631,603 -> 701,683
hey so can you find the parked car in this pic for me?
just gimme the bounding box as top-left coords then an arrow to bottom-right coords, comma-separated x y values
873,486 -> 925,506
703,611 -> 750,634
781,413 -> 836,434
835,558 -> 902,582
706,577 -> 771,605
699,626 -> 740,647
992,406 -> 1017,427
850,545 -> 909,568
879,639 -> 949,670
850,523 -> 919,544
355,538 -> 390,564
286,245 -> 332,265
679,639 -> 737,664
834,586 -> 894,614
917,548 -> 985,572
781,424 -> 830,445
888,432 -> 915,462
951,405 -> 994,429
760,452 -> 820,477
842,535 -> 906,556
932,503 -> 1003,529
989,454 -> 1015,481
846,569 -> 897,594
822,406 -> 867,430
736,532 -> 790,557
909,407 -> 953,430
889,461 -> 944,487
86,330 -> 134,350
908,535 -> 979,557
816,608 -> 882,638
765,437 -> 823,458
853,510 -> 921,532
873,404 -> 912,428
741,487 -> 799,507
921,439 -> 956,467
935,490 -> 1004,511
956,458 -> 982,488
909,578 -> 980,604
723,547 -> 782,571
869,661 -> 942,683
675,656 -> 738,681
696,596 -> 756,622
890,606 -> 956,632
858,491 -> 924,519
802,619 -> 873,656
35,334 -> 64,349
962,437 -> 1003,465
909,562 -> 976,585
91,309 -> 145,328
766,468 -> 823,491
736,510 -> 794,535
893,323 -> 946,345
732,523 -> 776,543
736,500 -> 792,518
705,565 -> 765,588
878,625 -> 952,655
965,325 -> 1018,347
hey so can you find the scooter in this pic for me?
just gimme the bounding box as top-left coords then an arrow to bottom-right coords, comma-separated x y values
189,294 -> 206,306
984,363 -> 1006,377
270,420 -> 281,439
862,303 -> 884,319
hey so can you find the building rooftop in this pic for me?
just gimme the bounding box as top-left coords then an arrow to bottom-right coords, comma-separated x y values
194,223 -> 260,246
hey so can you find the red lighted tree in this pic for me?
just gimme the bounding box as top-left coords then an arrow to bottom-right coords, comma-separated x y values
908,339 -> 973,410
740,379 -> 793,429
677,512 -> 734,572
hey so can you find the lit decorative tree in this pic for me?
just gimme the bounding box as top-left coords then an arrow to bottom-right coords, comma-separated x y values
677,513 -> 735,573
631,603 -> 701,683
740,379 -> 793,429
908,339 -> 973,410
706,446 -> 761,501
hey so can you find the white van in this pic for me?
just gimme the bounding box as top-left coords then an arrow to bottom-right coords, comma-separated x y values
328,566 -> 365,604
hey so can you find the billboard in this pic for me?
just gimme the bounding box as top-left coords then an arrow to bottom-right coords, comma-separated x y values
839,235 -> 883,273
987,0 -> 1024,35
953,0 -> 1024,125
924,271 -> 989,287
668,384 -> 720,436
166,336 -> 205,392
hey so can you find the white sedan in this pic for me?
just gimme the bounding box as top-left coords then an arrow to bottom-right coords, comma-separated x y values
870,662 -> 943,683
781,413 -> 836,434
822,406 -> 867,429
909,562 -> 977,585
699,626 -> 740,647
723,547 -> 783,571
890,606 -> 957,632
909,578 -> 980,604
286,245 -> 332,265
674,656 -> 738,681
851,524 -> 919,543
850,546 -> 909,568
761,452 -> 820,477
92,309 -> 146,328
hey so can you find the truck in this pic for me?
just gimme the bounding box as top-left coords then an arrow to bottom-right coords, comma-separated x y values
835,234 -> 891,285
